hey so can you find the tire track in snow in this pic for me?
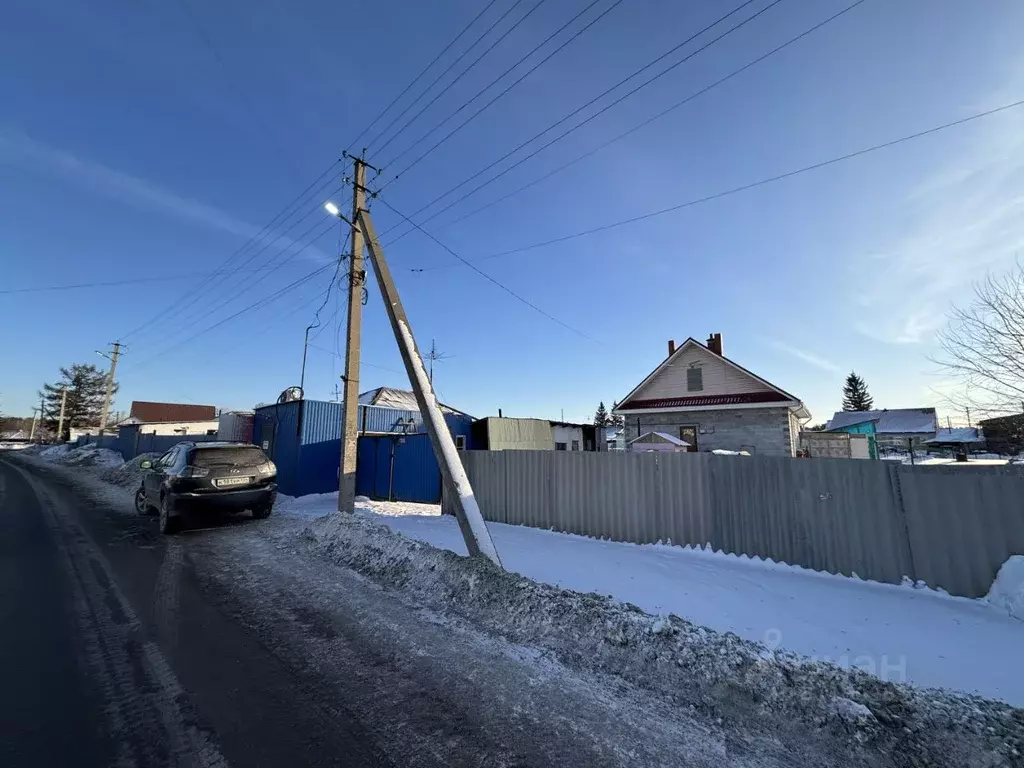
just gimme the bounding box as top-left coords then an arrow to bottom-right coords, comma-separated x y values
11,463 -> 228,768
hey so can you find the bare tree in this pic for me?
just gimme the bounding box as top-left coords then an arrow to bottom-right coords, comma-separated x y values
934,264 -> 1024,418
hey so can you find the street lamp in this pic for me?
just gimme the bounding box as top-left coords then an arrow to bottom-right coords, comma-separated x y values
324,201 -> 340,217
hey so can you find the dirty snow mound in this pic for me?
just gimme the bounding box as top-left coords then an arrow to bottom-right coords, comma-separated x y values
987,556 -> 1024,622
304,513 -> 1023,768
40,444 -> 71,459
99,452 -> 159,488
58,445 -> 124,468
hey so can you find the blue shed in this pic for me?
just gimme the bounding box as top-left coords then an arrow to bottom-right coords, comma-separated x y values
253,398 -> 473,500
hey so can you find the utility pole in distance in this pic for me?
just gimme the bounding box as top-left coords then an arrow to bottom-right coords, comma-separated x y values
97,342 -> 122,434
57,386 -> 68,443
337,157 -> 367,514
358,207 -> 502,567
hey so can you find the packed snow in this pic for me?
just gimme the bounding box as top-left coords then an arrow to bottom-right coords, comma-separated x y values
987,555 -> 1024,622
37,442 -> 125,468
278,493 -> 1024,706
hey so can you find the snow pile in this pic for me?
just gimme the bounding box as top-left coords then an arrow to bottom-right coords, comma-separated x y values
56,444 -> 124,469
304,512 -> 1023,766
353,500 -> 1024,706
40,443 -> 71,460
987,556 -> 1024,622
99,452 -> 160,489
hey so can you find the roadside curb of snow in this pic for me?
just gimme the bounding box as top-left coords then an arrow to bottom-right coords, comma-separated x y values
305,512 -> 1023,768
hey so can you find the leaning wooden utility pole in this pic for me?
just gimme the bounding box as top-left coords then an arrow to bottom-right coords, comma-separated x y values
358,208 -> 502,567
57,386 -> 68,443
337,158 -> 367,514
98,341 -> 122,433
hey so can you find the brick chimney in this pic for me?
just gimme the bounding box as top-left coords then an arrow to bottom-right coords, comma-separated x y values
706,333 -> 723,356
668,339 -> 676,357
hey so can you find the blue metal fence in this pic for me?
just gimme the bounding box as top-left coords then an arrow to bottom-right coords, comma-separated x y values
254,399 -> 473,499
72,428 -> 222,462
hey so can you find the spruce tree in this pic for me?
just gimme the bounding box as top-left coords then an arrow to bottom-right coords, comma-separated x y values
593,401 -> 609,427
841,371 -> 873,412
39,364 -> 115,440
610,401 -> 624,428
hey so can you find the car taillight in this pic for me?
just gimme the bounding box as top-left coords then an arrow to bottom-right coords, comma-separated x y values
257,461 -> 276,476
181,465 -> 210,478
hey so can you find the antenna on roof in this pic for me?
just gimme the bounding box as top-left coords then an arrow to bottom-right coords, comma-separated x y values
426,339 -> 452,386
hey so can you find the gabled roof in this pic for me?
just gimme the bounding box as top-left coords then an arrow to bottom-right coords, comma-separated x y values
129,401 -> 216,423
615,337 -> 806,415
826,408 -> 937,434
357,386 -> 470,417
628,431 -> 690,447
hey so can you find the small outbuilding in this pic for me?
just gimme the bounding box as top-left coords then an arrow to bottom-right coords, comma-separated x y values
628,431 -> 691,453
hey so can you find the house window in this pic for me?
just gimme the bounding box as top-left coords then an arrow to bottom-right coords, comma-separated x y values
454,435 -> 467,450
555,442 -> 567,451
687,365 -> 703,392
206,429 -> 217,436
571,439 -> 580,451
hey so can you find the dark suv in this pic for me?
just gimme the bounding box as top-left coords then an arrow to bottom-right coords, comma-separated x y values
134,442 -> 277,534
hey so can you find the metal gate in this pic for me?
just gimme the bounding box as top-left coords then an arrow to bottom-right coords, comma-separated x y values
356,433 -> 442,504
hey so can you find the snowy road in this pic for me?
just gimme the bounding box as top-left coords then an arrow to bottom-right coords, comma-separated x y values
0,454 -> 812,768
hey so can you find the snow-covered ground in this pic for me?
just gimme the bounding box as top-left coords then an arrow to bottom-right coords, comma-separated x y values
278,493 -> 1024,707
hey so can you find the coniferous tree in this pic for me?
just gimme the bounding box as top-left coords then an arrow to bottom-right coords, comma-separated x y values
38,364 -> 115,440
841,371 -> 874,412
593,401 -> 609,427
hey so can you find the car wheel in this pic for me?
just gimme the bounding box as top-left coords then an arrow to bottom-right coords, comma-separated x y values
159,495 -> 181,535
134,487 -> 151,515
251,503 -> 272,520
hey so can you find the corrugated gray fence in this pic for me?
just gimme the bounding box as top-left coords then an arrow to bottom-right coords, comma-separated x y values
446,451 -> 1024,598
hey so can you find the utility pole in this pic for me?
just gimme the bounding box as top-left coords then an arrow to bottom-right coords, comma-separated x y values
57,386 -> 68,443
358,207 -> 502,567
337,157 -> 367,514
97,342 -> 122,433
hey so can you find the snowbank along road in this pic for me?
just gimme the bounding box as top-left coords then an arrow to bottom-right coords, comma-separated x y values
1,451 -> 1021,767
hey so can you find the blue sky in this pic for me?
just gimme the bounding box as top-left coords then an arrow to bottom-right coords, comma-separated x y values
3,0 -> 1023,425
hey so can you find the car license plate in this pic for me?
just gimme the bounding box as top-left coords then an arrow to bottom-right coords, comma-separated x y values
215,476 -> 251,488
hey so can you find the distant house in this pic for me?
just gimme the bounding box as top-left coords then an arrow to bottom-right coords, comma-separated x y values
118,401 -> 219,436
826,408 -> 938,450
470,416 -> 606,451
614,333 -> 810,457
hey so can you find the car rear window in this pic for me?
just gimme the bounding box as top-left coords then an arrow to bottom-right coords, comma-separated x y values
190,446 -> 266,468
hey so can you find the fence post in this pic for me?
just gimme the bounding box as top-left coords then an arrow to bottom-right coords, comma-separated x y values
887,463 -> 918,582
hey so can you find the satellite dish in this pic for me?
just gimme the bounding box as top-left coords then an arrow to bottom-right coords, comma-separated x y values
277,386 -> 304,404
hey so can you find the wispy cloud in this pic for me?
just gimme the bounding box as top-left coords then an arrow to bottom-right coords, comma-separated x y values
770,340 -> 842,373
851,82 -> 1024,344
0,129 -> 330,262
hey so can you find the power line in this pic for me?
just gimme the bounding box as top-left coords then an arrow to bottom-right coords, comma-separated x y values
305,343 -> 406,376
154,211 -> 342,346
133,255 -> 337,370
376,196 -> 597,342
378,0 -> 614,168
118,159 -> 341,341
347,0 -> 504,150
366,0 -> 535,154
424,97 -> 1024,269
378,0 -> 773,239
136,187 -> 346,339
0,266 -> 291,295
416,0 -> 867,238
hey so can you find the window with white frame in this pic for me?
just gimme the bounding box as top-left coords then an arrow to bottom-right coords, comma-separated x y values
454,434 -> 466,450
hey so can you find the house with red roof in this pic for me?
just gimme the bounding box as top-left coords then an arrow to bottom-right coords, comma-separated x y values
614,333 -> 811,457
